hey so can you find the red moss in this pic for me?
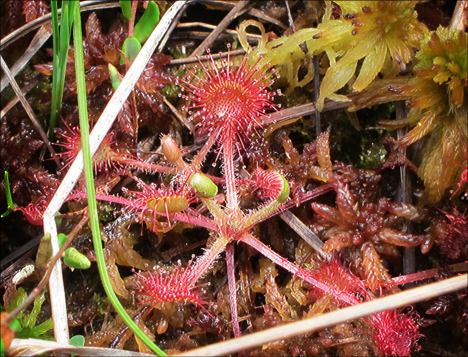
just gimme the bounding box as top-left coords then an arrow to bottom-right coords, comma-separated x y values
22,0 -> 49,23
435,208 -> 468,259
308,257 -> 368,304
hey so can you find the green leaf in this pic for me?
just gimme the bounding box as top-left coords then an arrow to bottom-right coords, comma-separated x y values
8,288 -> 27,318
70,334 -> 85,357
119,0 -> 133,19
120,37 -> 142,65
28,318 -> 54,338
23,291 -> 46,329
1,171 -> 17,218
134,1 -> 160,43
9,319 -> 21,333
70,335 -> 85,347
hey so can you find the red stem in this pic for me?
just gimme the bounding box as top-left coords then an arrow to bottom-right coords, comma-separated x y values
392,263 -> 468,285
173,212 -> 218,231
127,0 -> 137,37
191,126 -> 222,169
186,235 -> 230,286
222,133 -> 238,212
114,156 -> 176,174
240,232 -> 361,306
226,243 -> 243,341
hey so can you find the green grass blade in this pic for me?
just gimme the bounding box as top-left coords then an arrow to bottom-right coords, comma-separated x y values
71,4 -> 166,356
49,0 -> 75,141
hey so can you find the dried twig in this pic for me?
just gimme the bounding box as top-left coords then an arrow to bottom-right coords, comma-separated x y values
0,77 -> 39,119
177,21 -> 262,42
189,0 -> 251,58
449,0 -> 468,30
168,48 -> 246,66
157,1 -> 189,52
200,0 -> 287,30
0,25 -> 51,92
279,211 -> 329,259
162,96 -> 192,131
284,0 -> 296,32
395,102 -> 416,280
0,55 -> 61,167
263,95 -> 356,127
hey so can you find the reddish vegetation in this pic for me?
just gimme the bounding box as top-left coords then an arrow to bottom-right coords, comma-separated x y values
370,309 -> 423,356
132,258 -> 206,309
1,2 -> 467,357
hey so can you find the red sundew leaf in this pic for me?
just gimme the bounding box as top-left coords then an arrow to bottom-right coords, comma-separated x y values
121,178 -> 196,232
132,258 -> 206,308
15,198 -> 48,225
308,257 -> 368,304
178,44 -> 279,156
369,309 -> 423,357
55,123 -> 122,173
253,168 -> 284,201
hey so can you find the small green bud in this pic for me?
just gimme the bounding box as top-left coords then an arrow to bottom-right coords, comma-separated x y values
64,248 -> 91,270
189,173 -> 218,198
57,233 -> 67,247
108,64 -> 121,89
161,135 -> 181,163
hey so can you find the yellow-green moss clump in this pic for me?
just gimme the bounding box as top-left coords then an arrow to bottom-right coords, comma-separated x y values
238,1 -> 427,110
350,27 -> 468,204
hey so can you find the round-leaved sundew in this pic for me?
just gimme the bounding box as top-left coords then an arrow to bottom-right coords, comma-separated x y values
178,44 -> 280,153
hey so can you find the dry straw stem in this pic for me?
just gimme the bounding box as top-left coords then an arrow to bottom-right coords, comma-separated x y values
41,1 -> 188,345
449,0 -> 468,30
0,25 -> 52,92
177,274 -> 468,356
0,55 -> 60,167
9,339 -> 156,357
200,0 -> 287,30
279,211 -> 329,260
1,77 -> 39,119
